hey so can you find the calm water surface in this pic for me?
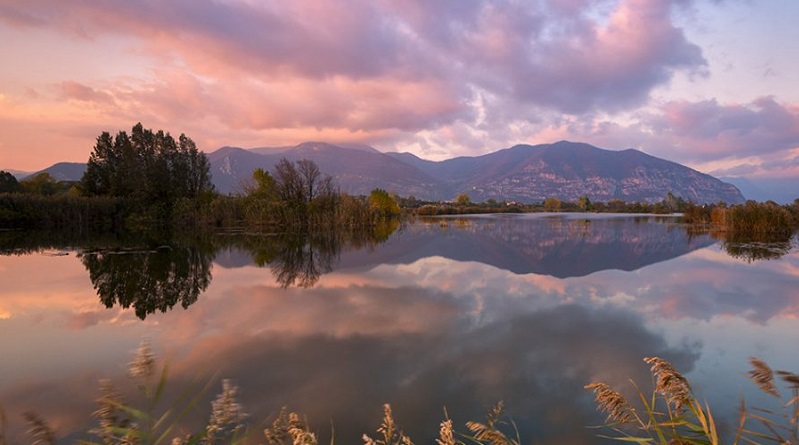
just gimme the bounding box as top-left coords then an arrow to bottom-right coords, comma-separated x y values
1,213 -> 798,444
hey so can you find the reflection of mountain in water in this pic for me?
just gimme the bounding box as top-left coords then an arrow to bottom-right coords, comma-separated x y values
335,214 -> 717,278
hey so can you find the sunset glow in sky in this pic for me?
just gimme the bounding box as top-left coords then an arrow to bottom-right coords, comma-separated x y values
2,0 -> 798,181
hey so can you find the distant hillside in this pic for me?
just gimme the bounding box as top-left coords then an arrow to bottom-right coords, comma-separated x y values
5,169 -> 31,179
210,142 -> 445,198
210,140 -> 744,204
24,162 -> 87,181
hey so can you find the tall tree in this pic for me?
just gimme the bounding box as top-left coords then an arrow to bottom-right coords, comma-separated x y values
274,158 -> 305,205
248,168 -> 277,200
179,134 -> 213,197
0,171 -> 21,193
297,159 -> 321,203
79,123 -> 213,202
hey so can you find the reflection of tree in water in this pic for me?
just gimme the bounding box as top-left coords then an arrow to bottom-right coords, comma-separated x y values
233,220 -> 400,288
719,232 -> 794,262
79,245 -> 214,319
270,233 -> 339,288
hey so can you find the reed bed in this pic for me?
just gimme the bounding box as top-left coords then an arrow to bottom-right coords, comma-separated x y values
4,342 -> 799,444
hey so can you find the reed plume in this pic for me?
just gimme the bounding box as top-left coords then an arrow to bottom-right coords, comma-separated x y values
23,412 -> 55,445
748,357 -> 780,397
644,357 -> 692,414
584,382 -> 634,424
465,402 -> 518,445
129,339 -> 156,379
436,418 -> 455,445
263,407 -> 317,445
91,379 -> 131,445
206,379 -> 247,444
363,404 -> 412,445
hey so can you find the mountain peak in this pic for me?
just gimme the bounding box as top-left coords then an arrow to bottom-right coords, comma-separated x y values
292,141 -> 380,154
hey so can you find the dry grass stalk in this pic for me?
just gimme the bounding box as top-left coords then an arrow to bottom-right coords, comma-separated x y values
91,379 -> 131,444
464,402 -> 518,445
436,418 -> 455,445
129,339 -> 156,379
644,357 -> 692,414
584,382 -> 634,424
23,411 -> 56,445
363,404 -> 413,445
748,357 -> 780,397
287,412 -> 317,445
464,421 -> 510,445
777,370 -> 799,391
206,379 -> 247,443
263,408 -> 317,445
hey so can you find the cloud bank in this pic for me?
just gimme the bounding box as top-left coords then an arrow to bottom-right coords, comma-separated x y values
0,0 -> 797,180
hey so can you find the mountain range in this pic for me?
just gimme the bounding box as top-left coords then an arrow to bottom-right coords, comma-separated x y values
12,140 -> 747,204
208,140 -> 744,204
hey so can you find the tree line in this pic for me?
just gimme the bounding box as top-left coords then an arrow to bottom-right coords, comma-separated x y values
0,123 -> 402,233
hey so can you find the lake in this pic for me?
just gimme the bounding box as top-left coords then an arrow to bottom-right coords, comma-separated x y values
1,213 -> 798,444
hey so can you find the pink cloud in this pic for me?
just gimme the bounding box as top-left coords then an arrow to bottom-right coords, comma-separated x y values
2,0 -> 795,183
524,96 -> 799,178
0,0 -> 706,118
58,81 -> 115,105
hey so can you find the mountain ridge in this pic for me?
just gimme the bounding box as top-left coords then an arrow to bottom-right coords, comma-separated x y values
208,140 -> 744,203
9,140 -> 746,204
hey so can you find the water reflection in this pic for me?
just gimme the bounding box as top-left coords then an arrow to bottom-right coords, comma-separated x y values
159,302 -> 698,444
220,222 -> 399,288
718,233 -> 795,262
1,215 -> 799,444
1,216 -> 795,322
336,215 -> 718,278
79,245 -> 214,319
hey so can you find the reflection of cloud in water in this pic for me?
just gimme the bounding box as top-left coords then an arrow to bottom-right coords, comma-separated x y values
64,310 -> 102,330
155,282 -> 698,445
364,247 -> 799,325
615,247 -> 799,323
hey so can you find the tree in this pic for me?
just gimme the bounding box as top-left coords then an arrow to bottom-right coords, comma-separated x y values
297,159 -> 321,203
79,123 -> 213,202
544,197 -> 562,212
274,158 -> 305,205
369,188 -> 401,217
181,134 -> 213,197
455,193 -> 471,206
20,173 -> 61,195
248,168 -> 277,200
577,195 -> 592,212
0,171 -> 21,193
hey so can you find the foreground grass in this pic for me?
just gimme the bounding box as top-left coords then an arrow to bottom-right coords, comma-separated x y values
4,341 -> 798,444
1,341 -> 522,445
586,357 -> 799,445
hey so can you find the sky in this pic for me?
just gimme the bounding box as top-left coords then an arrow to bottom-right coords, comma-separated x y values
1,0 -> 798,184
